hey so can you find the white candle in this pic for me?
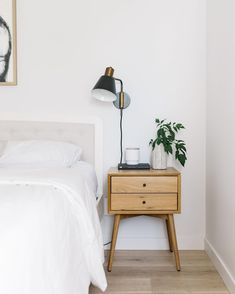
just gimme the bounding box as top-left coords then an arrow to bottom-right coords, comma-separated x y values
125,148 -> 140,165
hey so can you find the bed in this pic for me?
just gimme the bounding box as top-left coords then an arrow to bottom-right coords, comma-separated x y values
0,119 -> 107,294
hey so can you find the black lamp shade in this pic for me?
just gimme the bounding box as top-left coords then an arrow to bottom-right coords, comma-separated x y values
92,75 -> 117,102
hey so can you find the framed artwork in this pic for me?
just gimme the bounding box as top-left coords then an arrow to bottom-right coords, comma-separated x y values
0,0 -> 17,85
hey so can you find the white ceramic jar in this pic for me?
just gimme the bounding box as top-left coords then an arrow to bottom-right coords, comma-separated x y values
151,144 -> 167,169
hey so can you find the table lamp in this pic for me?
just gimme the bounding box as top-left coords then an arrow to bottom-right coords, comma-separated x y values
92,67 -> 130,169
92,66 -> 150,170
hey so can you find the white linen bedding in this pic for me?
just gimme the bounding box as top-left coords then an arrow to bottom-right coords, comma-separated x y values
0,162 -> 107,294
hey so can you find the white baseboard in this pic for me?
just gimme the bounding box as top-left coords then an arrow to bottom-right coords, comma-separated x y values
205,238 -> 235,294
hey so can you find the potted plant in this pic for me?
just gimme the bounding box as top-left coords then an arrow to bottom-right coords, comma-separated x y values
149,118 -> 187,169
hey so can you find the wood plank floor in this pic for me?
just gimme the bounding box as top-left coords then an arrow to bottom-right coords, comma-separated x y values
90,251 -> 229,294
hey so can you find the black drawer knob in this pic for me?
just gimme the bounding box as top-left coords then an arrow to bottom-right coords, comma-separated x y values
143,183 -> 146,187
142,201 -> 146,204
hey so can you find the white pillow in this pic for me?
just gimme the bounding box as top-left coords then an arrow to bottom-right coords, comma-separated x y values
0,140 -> 82,168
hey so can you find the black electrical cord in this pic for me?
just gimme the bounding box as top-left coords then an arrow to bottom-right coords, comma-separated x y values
104,241 -> 112,246
104,109 -> 123,247
119,108 -> 123,165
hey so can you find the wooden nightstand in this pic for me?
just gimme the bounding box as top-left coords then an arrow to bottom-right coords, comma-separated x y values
107,167 -> 181,272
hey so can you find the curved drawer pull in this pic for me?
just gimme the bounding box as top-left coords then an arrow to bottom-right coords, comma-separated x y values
143,183 -> 147,187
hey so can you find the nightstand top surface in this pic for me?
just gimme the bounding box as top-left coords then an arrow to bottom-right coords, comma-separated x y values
108,167 -> 180,176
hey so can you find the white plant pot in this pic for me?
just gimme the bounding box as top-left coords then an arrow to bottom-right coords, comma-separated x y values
151,144 -> 167,170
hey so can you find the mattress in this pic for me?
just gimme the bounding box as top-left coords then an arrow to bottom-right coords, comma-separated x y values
0,162 -> 107,294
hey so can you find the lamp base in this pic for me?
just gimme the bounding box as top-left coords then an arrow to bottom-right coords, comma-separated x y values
118,163 -> 151,170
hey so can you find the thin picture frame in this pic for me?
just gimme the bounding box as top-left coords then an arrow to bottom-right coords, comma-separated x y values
0,0 -> 17,85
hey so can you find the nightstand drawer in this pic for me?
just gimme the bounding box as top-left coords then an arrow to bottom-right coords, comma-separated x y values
111,176 -> 178,193
111,194 -> 178,211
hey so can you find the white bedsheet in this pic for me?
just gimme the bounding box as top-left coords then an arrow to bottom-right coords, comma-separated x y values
0,162 -> 107,294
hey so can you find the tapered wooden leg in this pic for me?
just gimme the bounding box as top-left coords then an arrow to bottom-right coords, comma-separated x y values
108,214 -> 121,272
165,218 -> 173,252
167,214 -> 181,271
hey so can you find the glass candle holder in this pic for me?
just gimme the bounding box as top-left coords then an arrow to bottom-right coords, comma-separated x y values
125,148 -> 140,165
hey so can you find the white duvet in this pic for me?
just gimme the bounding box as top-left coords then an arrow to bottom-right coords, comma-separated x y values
0,162 -> 107,294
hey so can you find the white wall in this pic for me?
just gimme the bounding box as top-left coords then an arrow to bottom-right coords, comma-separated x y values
0,0 -> 207,249
206,0 -> 235,291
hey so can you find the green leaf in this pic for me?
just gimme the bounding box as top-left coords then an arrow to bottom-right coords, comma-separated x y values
168,144 -> 173,154
152,139 -> 158,150
180,146 -> 187,152
177,154 -> 186,167
157,128 -> 165,138
156,138 -> 162,145
175,150 -> 179,159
